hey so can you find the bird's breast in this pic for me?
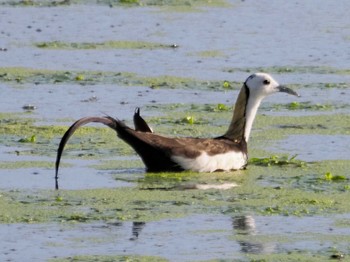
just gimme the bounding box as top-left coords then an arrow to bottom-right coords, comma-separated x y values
171,151 -> 247,172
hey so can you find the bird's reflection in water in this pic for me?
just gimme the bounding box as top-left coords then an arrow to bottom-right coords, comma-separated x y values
232,215 -> 256,235
232,215 -> 275,254
130,221 -> 146,241
103,215 -> 275,255
105,221 -> 146,241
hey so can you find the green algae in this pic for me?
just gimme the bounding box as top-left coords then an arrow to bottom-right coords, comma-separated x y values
50,255 -> 168,262
246,251 -> 345,262
0,187 -> 218,223
2,0 -> 70,7
12,65 -> 346,94
273,101 -> 341,111
1,155 -> 350,224
1,95 -> 350,226
35,40 -> 175,50
225,65 -> 350,75
248,154 -> 306,168
0,112 -> 135,159
140,0 -> 229,8
2,0 -> 230,8
324,82 -> 349,88
193,49 -> 227,58
0,162 -> 349,224
253,114 -> 350,136
250,160 -> 350,201
147,102 -> 233,113
0,161 -> 53,169
0,67 -> 232,90
0,67 -> 137,86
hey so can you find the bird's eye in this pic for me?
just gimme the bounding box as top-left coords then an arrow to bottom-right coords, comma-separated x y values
263,79 -> 270,85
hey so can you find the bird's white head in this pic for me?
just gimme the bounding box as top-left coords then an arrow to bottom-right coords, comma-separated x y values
242,73 -> 299,142
245,72 -> 300,99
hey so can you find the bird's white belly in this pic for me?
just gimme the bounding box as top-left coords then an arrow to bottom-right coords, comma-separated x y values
172,151 -> 247,172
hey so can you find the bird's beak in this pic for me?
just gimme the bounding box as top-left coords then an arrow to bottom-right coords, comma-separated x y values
277,85 -> 300,97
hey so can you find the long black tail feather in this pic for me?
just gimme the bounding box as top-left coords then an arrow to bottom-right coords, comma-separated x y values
55,116 -> 116,189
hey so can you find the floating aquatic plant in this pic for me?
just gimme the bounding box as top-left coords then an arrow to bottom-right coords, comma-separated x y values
75,74 -> 85,81
182,115 -> 195,125
222,81 -> 231,89
120,0 -> 140,4
323,172 -> 347,182
249,155 -> 306,167
287,101 -> 334,111
18,135 -> 36,143
271,101 -> 336,111
203,103 -> 230,112
324,82 -> 349,88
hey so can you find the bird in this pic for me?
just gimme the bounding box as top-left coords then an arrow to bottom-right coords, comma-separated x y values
55,73 -> 299,186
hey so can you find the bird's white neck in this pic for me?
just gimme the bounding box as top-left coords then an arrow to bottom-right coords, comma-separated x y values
224,85 -> 263,143
243,95 -> 263,142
